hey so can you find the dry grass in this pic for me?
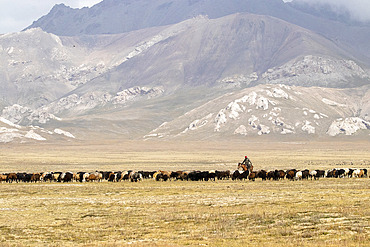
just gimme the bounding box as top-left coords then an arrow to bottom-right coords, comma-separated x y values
0,140 -> 369,246
0,140 -> 369,172
0,179 -> 369,246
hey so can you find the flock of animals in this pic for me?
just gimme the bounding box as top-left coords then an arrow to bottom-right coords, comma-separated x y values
0,166 -> 368,183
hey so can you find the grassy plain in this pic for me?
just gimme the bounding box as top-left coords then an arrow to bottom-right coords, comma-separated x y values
0,140 -> 369,172
0,140 -> 369,246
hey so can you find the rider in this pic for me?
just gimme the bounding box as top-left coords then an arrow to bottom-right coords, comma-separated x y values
241,155 -> 252,169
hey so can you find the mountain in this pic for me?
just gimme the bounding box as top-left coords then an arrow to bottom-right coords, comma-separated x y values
25,0 -> 370,65
25,0 -> 289,36
3,14 -> 369,113
0,1 -> 369,143
144,84 -> 370,140
0,116 -> 75,143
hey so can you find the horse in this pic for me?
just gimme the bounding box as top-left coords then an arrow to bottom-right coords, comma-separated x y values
237,163 -> 253,173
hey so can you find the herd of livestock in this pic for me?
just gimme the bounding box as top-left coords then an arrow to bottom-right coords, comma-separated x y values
0,167 -> 368,183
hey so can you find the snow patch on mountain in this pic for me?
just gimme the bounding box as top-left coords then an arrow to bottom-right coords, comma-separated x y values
54,128 -> 75,138
327,117 -> 370,136
257,125 -> 271,135
145,84 -> 370,140
25,130 -> 46,141
233,122 -> 270,136
302,121 -> 316,134
0,117 -> 22,129
266,88 -> 289,99
0,131 -> 23,143
0,124 -> 75,143
322,98 -> 346,107
182,113 -> 213,134
281,128 -> 294,134
234,125 -> 248,136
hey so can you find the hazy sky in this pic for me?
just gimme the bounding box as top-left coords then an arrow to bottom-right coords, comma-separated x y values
0,0 -> 103,34
0,0 -> 369,34
293,0 -> 370,22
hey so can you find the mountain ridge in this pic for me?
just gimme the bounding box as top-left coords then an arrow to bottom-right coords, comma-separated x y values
25,0 -> 370,65
0,1 -> 369,143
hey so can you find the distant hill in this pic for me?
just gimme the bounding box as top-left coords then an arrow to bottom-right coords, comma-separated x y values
25,0 -> 289,36
144,84 -> 370,141
25,0 -> 370,64
0,0 -> 369,143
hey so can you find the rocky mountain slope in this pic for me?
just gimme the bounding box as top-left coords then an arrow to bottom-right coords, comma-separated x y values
25,0 -> 293,36
145,84 -> 370,140
26,0 -> 370,64
0,1 -> 369,143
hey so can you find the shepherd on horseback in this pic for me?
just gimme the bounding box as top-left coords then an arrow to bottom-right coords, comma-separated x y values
238,155 -> 253,172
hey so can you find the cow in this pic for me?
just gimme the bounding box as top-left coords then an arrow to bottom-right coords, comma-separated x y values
52,172 -> 62,182
87,173 -> 98,182
0,174 -> 7,183
122,171 -> 131,181
74,172 -> 87,182
187,171 -> 210,181
310,170 -> 317,180
179,171 -> 190,181
326,169 -> 337,178
353,169 -> 366,178
342,168 -> 350,178
81,172 -> 89,182
286,169 -> 297,180
276,170 -> 286,180
95,172 -> 103,182
30,173 -> 41,183
216,170 -> 230,180
301,169 -> 310,180
6,173 -> 17,183
295,171 -> 303,180
315,170 -> 325,179
232,170 -> 249,180
168,171 -> 188,181
187,171 -> 199,181
348,169 -> 354,178
248,171 -> 257,181
108,172 -> 117,182
267,171 -> 275,180
231,170 -> 240,181
139,171 -> 156,179
62,172 -> 73,182
16,173 -> 27,182
170,171 -> 182,180
208,170 -> 217,181
98,171 -> 111,180
336,169 -> 346,178
153,171 -> 171,181
257,170 -> 267,180
23,173 -> 32,183
42,172 -> 53,182
130,171 -> 143,182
